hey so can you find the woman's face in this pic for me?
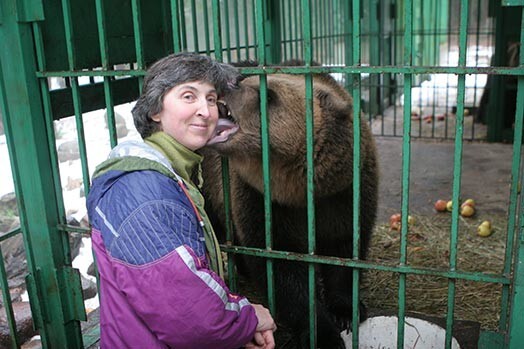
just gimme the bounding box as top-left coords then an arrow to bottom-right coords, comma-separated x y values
152,81 -> 219,151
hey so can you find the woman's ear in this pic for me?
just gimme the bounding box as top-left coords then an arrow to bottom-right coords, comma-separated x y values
151,113 -> 161,122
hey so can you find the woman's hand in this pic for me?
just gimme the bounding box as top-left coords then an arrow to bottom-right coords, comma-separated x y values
245,303 -> 276,349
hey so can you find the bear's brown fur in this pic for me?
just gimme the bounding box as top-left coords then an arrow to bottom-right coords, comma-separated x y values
200,65 -> 379,348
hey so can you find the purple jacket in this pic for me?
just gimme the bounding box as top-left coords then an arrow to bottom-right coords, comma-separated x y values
86,142 -> 257,348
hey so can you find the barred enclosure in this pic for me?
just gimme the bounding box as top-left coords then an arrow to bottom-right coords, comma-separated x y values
0,0 -> 523,348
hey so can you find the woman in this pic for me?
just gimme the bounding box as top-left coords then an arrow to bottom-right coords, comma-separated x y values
87,52 -> 275,349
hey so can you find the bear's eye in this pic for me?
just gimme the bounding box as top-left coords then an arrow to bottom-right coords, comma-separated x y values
266,88 -> 277,104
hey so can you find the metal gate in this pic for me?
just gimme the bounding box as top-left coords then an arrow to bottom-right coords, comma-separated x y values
0,0 -> 523,348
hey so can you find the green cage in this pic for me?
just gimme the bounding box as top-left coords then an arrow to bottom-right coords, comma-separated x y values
0,0 -> 523,348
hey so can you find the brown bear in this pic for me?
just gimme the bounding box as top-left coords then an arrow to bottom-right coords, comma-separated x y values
200,62 -> 379,348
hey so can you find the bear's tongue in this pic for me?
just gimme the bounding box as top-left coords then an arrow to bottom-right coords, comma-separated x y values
207,118 -> 239,145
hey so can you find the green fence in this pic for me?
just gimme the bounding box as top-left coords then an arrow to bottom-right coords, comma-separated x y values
0,0 -> 524,348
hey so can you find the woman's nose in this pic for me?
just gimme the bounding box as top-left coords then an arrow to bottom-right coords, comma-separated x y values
197,99 -> 211,118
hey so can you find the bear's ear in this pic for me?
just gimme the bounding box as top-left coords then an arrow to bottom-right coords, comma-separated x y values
315,89 -> 351,119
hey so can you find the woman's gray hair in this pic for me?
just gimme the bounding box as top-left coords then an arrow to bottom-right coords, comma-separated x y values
132,52 -> 241,138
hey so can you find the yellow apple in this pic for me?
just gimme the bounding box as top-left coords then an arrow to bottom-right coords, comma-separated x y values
460,205 -> 475,217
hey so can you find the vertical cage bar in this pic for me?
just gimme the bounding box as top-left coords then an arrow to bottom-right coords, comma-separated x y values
506,7 -> 524,348
190,0 -> 200,52
223,0 -> 232,61
0,62 -> 20,349
131,0 -> 145,91
61,0 -> 91,198
254,0 -> 274,316
203,0 -> 211,54
0,0 -> 84,345
179,0 -> 188,51
31,23 -> 67,230
243,0 -> 250,59
94,0 -> 118,149
0,246 -> 19,348
445,0 -> 470,347
350,1 -> 362,348
170,0 -> 182,53
233,0 -> 241,59
299,0 -> 316,346
397,0 -> 414,347
211,0 -> 223,59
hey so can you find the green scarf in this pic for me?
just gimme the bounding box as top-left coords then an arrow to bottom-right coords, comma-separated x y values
145,132 -> 224,278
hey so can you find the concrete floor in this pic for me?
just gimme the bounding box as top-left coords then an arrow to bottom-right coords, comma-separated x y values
374,136 -> 514,224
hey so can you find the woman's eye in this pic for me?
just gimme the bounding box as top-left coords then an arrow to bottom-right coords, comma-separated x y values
207,96 -> 217,106
182,93 -> 195,101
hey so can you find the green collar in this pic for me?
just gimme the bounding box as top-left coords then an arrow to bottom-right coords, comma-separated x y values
144,131 -> 202,185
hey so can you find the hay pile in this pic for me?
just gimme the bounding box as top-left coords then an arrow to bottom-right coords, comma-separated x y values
362,213 -> 509,331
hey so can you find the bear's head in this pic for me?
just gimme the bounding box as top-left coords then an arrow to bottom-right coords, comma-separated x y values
204,71 -> 376,207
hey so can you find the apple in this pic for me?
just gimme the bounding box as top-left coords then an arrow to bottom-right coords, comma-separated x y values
461,199 -> 475,208
408,215 -> 416,225
480,220 -> 492,230
460,205 -> 475,217
389,213 -> 401,226
434,200 -> 447,212
477,222 -> 492,237
390,221 -> 401,231
446,200 -> 453,212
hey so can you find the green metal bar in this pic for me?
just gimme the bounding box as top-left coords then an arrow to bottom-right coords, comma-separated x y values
31,22 -> 67,225
397,0 -> 414,346
0,0 -> 84,345
294,0 -> 300,59
203,0 -> 211,54
243,0 -> 250,59
0,66 -> 20,342
281,1 -> 288,60
254,0 -> 274,316
189,0 -> 199,52
179,0 -> 188,51
131,0 -> 144,91
33,66 -> 524,80
299,0 -> 315,346
220,245 -> 511,284
369,0 -> 380,116
234,0 -> 241,59
32,20 -> 78,276
507,7 -> 524,348
61,0 -> 91,210
211,0 -> 223,59
445,1 -> 470,347
94,0 -> 117,149
0,245 -> 19,348
170,0 -> 181,52
223,0 -> 232,61
0,229 -> 22,243
350,1 -> 362,348
343,0 -> 352,90
471,0 -> 483,140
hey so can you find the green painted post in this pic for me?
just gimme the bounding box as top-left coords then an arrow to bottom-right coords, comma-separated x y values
507,7 -> 524,349
0,0 -> 84,347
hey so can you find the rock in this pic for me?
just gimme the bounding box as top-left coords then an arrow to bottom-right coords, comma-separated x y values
104,111 -> 128,139
65,177 -> 83,191
87,262 -> 97,278
0,215 -> 18,234
0,302 -> 36,348
81,274 -> 98,300
0,193 -> 18,217
0,234 -> 28,289
57,140 -> 80,162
